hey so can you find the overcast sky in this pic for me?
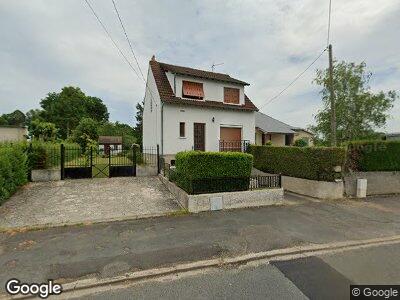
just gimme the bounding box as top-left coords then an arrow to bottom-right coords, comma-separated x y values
0,0 -> 399,132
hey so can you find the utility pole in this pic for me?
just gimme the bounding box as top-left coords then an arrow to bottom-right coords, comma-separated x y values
328,44 -> 337,146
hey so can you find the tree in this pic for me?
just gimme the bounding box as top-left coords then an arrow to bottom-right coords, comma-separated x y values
0,110 -> 26,126
72,118 -> 99,150
40,86 -> 109,138
30,120 -> 57,141
310,61 -> 397,145
134,101 -> 144,145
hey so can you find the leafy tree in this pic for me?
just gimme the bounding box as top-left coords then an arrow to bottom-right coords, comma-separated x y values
0,110 -> 26,126
134,101 -> 144,145
310,61 -> 397,145
30,120 -> 57,141
40,86 -> 109,138
71,118 -> 99,150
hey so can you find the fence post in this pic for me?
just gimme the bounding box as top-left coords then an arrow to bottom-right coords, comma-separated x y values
108,147 -> 111,178
60,144 -> 65,180
90,146 -> 93,168
156,144 -> 160,174
132,144 -> 137,176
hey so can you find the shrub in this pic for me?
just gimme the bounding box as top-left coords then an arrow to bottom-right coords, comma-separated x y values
248,145 -> 346,181
174,151 -> 253,194
346,140 -> 400,171
0,146 -> 28,204
293,139 -> 308,147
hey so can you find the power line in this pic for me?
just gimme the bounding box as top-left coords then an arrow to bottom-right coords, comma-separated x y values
111,0 -> 156,105
259,47 -> 327,109
83,0 -> 141,79
111,0 -> 146,83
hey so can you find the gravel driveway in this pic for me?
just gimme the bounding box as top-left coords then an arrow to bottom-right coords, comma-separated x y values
0,177 -> 179,229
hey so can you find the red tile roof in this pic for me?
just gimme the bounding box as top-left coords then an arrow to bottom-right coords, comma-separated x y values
149,59 -> 258,112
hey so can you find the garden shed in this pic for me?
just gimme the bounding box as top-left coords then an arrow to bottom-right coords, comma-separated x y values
98,136 -> 122,155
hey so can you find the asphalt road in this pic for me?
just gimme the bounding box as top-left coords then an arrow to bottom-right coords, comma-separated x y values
73,242 -> 400,300
1,194 -> 400,295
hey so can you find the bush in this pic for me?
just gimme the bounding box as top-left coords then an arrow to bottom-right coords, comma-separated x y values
248,145 -> 346,181
174,151 -> 253,194
346,140 -> 400,171
0,146 -> 28,204
293,139 -> 308,147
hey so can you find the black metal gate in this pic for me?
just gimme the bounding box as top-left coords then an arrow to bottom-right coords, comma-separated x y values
61,144 -> 159,180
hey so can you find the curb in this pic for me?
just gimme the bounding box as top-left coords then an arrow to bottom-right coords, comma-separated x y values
58,235 -> 400,297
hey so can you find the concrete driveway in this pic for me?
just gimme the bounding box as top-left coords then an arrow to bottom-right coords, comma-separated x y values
0,177 -> 180,230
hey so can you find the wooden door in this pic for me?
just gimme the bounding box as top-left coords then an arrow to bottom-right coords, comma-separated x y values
193,123 -> 205,151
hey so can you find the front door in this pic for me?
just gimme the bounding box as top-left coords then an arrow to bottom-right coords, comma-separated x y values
193,123 -> 205,151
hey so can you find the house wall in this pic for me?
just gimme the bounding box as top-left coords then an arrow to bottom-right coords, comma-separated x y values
162,104 -> 255,154
143,66 -> 162,150
294,130 -> 314,146
0,127 -> 28,142
270,134 -> 286,146
255,129 -> 263,145
166,72 -> 245,105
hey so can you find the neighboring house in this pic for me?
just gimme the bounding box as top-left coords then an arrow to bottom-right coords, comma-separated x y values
292,128 -> 314,146
0,125 -> 28,142
255,112 -> 313,146
142,56 -> 258,163
384,132 -> 400,141
98,136 -> 122,155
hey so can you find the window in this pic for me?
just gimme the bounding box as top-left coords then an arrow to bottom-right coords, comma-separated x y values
182,81 -> 204,99
224,87 -> 240,104
179,122 -> 185,137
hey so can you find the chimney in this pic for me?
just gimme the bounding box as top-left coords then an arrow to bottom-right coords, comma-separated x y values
151,55 -> 156,61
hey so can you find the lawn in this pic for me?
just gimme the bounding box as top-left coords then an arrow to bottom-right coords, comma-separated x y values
65,155 -> 133,167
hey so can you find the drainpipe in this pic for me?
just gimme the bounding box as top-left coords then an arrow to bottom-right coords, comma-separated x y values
161,102 -> 164,155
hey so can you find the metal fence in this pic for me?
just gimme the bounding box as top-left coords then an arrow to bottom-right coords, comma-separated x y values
249,174 -> 281,190
219,140 -> 250,152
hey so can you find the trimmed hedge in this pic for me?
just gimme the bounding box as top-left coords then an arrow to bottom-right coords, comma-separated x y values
346,140 -> 400,171
249,145 -> 346,181
175,151 -> 253,194
0,145 -> 28,204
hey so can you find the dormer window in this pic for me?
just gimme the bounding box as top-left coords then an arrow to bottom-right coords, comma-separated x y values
224,87 -> 240,104
182,81 -> 204,100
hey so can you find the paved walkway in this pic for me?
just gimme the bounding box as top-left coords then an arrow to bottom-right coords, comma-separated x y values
0,194 -> 399,290
0,177 -> 179,229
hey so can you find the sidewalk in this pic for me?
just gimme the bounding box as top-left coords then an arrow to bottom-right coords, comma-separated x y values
1,194 -> 400,292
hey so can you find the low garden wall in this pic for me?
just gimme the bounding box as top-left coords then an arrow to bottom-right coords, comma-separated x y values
159,175 -> 283,213
344,172 -> 400,196
282,176 -> 344,200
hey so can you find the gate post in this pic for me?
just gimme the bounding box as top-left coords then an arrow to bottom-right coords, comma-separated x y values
132,144 -> 137,177
156,144 -> 160,174
108,147 -> 111,178
60,144 -> 65,180
90,146 -> 93,168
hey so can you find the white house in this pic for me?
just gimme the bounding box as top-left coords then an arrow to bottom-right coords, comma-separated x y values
143,56 -> 259,163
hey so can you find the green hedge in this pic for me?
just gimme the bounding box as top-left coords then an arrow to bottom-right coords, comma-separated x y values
249,145 -> 346,181
0,145 -> 28,204
175,151 -> 253,194
346,140 -> 400,171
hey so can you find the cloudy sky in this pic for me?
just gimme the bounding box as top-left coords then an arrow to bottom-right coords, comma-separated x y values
1,0 -> 399,131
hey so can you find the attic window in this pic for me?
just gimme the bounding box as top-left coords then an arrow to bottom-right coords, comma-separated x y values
224,87 -> 240,104
182,81 -> 204,99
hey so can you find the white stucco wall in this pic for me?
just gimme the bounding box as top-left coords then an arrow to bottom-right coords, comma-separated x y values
0,127 -> 28,142
162,104 -> 255,154
142,67 -> 162,150
166,72 -> 245,105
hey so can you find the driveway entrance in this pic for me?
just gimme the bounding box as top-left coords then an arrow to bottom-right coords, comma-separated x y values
0,177 -> 179,230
